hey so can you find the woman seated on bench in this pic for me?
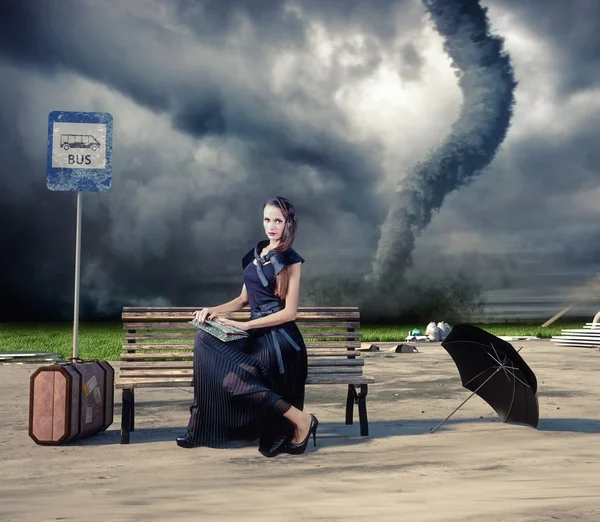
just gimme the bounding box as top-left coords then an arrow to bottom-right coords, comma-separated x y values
177,196 -> 318,457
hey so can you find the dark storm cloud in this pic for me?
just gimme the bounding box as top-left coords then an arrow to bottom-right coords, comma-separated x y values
172,0 -> 307,46
0,0 -> 388,225
489,0 -> 600,95
0,0 -> 179,109
430,115 -> 600,261
174,0 -> 416,44
1,0 -> 598,323
0,0 -> 409,320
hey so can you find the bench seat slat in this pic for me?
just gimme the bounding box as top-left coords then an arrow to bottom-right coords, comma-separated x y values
122,311 -> 360,321
123,306 -> 359,313
122,341 -> 361,349
123,331 -> 362,340
123,344 -> 193,350
121,350 -> 363,360
120,367 -> 362,378
124,321 -> 361,330
119,359 -> 364,369
124,333 -> 361,341
116,374 -> 375,389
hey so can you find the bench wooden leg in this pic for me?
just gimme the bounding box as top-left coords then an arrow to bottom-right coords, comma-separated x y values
346,384 -> 369,436
357,384 -> 369,436
120,388 -> 134,444
346,384 -> 357,425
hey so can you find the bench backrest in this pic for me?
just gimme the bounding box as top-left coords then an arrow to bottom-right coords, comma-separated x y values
120,306 -> 365,385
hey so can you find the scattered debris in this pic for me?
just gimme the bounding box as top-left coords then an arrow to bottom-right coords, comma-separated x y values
0,351 -> 64,365
498,336 -> 538,341
359,342 -> 419,353
407,322 -> 451,343
550,320 -> 600,349
405,334 -> 430,343
358,343 -> 381,352
389,344 -> 419,353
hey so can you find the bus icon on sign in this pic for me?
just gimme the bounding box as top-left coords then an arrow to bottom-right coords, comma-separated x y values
60,134 -> 101,152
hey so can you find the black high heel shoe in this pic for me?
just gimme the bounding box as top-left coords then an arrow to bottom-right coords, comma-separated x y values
284,414 -> 318,455
176,435 -> 195,449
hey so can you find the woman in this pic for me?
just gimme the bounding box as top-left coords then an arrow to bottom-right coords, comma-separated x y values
177,196 -> 318,457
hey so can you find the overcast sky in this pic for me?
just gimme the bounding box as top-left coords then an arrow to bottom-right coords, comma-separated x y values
1,0 -> 599,323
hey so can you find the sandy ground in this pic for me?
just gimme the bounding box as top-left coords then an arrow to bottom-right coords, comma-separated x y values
1,340 -> 600,522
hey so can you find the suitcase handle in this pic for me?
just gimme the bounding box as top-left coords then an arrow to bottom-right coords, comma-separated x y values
63,357 -> 85,366
64,357 -> 101,365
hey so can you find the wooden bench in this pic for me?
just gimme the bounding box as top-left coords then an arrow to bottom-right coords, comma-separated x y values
117,306 -> 375,444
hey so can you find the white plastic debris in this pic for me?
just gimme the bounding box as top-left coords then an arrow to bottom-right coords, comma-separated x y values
426,322 -> 441,342
405,335 -> 430,343
437,322 -> 451,341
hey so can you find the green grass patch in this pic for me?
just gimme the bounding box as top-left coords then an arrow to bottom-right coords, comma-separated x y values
0,321 -> 586,361
359,322 -> 582,341
0,323 -> 123,361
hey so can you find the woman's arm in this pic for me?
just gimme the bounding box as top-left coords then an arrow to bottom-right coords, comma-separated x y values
211,284 -> 249,314
244,263 -> 301,329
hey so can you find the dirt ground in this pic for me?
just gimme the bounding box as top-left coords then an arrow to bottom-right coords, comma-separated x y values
1,340 -> 600,522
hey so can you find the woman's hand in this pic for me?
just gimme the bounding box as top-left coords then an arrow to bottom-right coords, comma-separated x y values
215,317 -> 249,331
193,307 -> 218,323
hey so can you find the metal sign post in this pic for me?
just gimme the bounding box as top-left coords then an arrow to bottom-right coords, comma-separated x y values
47,111 -> 113,359
73,191 -> 82,359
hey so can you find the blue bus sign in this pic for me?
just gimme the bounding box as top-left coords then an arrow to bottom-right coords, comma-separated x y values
47,111 -> 113,192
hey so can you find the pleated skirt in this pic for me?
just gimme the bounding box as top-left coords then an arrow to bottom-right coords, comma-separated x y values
185,322 -> 307,457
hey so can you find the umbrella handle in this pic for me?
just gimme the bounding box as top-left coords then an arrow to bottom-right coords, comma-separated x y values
429,347 -> 524,434
429,387 -> 483,433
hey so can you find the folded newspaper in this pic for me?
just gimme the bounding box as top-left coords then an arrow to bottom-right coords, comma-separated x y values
188,318 -> 250,343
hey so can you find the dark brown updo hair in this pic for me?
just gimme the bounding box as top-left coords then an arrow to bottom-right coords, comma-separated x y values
263,196 -> 298,300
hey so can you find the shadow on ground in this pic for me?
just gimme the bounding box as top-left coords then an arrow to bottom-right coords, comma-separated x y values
75,417 -> 600,449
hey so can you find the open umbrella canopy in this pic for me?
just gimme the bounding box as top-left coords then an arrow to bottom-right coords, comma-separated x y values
441,324 -> 539,428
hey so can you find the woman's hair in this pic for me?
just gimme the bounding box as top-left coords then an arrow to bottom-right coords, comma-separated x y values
263,196 -> 298,301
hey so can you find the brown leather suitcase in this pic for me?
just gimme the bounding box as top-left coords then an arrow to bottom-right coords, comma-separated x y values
28,359 -> 114,445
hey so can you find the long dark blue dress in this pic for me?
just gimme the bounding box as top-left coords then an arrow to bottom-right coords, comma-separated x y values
184,240 -> 307,457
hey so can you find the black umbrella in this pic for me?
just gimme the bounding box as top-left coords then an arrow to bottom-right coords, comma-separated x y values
430,324 -> 539,432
